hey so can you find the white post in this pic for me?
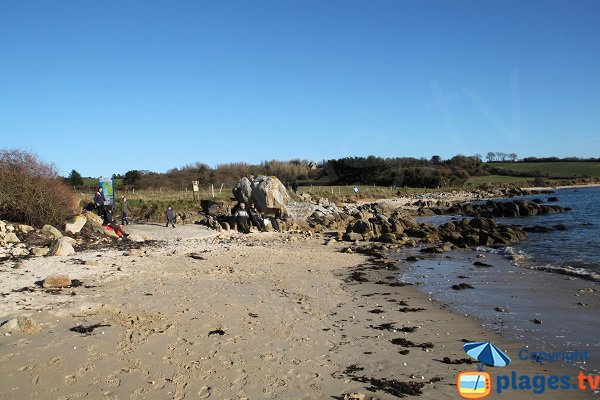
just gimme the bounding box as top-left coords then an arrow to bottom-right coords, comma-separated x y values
219,183 -> 224,194
211,184 -> 215,198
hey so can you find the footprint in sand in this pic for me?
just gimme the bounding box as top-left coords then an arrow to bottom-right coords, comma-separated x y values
106,375 -> 121,388
198,386 -> 211,398
65,375 -> 77,385
47,356 -> 64,366
77,362 -> 96,377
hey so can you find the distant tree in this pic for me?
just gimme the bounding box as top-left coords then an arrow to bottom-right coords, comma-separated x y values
508,153 -> 518,162
430,155 -> 442,164
67,169 -> 84,187
123,170 -> 141,187
486,152 -> 495,162
473,153 -> 483,163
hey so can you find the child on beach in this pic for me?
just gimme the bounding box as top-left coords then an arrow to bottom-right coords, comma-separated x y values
120,196 -> 130,225
165,206 -> 176,228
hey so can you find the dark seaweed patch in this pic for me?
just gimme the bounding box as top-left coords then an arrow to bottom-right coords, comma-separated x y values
70,323 -> 110,335
391,337 -> 434,349
439,357 -> 474,365
398,307 -> 425,312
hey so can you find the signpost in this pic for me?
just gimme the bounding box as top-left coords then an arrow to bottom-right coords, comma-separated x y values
98,176 -> 116,210
192,181 -> 199,200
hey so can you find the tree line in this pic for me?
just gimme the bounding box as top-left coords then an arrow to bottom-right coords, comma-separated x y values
64,154 -> 600,190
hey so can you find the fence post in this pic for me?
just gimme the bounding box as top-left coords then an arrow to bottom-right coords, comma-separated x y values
211,184 -> 215,198
219,183 -> 224,194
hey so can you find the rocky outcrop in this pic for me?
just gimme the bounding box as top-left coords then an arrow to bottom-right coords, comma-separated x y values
442,199 -> 567,218
232,176 -> 290,216
232,177 -> 252,204
200,200 -> 231,217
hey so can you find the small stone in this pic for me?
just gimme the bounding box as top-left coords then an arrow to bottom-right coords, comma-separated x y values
42,275 -> 72,288
124,248 -> 145,257
0,317 -> 40,334
16,224 -> 35,233
125,233 -> 144,243
31,247 -> 50,257
494,307 -> 506,312
3,232 -> 20,243
42,224 -> 63,239
65,215 -> 87,234
49,237 -> 75,256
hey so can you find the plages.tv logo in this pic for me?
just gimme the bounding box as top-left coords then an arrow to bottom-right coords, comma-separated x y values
457,341 -> 511,399
457,371 -> 491,399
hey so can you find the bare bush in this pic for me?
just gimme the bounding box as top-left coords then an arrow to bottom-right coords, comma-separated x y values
0,149 -> 78,227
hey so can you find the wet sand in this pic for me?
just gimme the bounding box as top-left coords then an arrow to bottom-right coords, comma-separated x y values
0,225 -> 595,399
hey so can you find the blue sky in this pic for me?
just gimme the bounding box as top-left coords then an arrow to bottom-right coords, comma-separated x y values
1,0 -> 599,177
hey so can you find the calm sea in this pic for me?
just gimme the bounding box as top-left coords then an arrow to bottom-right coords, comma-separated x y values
495,186 -> 600,278
398,186 -> 600,372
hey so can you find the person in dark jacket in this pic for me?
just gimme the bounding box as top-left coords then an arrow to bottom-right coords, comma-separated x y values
94,187 -> 106,216
103,208 -> 128,238
248,203 -> 267,232
120,196 -> 130,225
234,202 -> 251,233
165,206 -> 176,228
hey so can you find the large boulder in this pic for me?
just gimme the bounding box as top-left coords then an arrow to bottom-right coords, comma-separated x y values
65,215 -> 87,234
232,177 -> 253,204
84,211 -> 104,230
200,200 -> 231,216
247,176 -> 290,216
252,175 -> 290,214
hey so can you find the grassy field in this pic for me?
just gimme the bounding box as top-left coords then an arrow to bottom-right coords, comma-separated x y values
490,162 -> 600,178
466,175 -> 535,185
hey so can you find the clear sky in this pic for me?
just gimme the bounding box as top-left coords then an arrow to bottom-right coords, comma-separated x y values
1,0 -> 599,177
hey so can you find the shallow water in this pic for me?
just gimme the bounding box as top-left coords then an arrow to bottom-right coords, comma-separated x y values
396,250 -> 600,373
417,186 -> 600,280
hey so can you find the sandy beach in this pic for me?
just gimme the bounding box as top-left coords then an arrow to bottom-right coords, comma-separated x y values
0,223 -> 595,400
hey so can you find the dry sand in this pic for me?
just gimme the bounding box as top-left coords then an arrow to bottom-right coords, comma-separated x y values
0,224 -> 594,399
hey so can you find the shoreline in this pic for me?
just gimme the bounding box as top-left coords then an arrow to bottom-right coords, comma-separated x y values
393,247 -> 600,372
1,226 -> 596,399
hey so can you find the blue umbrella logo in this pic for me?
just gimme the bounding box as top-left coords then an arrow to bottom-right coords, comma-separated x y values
464,341 -> 511,370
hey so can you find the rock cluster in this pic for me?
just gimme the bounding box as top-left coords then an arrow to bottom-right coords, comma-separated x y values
441,199 -> 567,218
232,175 -> 290,216
1,212 -> 143,260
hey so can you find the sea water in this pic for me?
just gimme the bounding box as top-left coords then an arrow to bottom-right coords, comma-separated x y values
399,186 -> 600,372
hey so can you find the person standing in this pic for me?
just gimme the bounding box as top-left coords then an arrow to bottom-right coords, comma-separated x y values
120,196 -> 130,225
94,187 -> 106,216
165,206 -> 176,228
